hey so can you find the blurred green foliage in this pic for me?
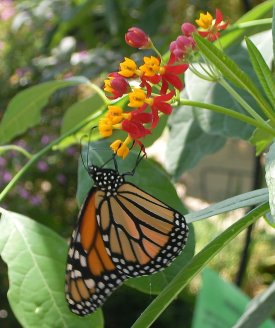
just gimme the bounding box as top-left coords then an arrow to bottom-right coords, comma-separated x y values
0,0 -> 270,327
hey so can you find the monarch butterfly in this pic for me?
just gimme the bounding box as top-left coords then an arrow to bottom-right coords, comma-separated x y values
65,149 -> 189,316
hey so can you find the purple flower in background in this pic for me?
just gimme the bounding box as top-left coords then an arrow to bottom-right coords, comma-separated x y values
15,139 -> 27,148
30,195 -> 42,205
57,173 -> 66,184
37,161 -> 49,172
3,171 -> 12,182
66,146 -> 77,156
18,187 -> 30,199
41,135 -> 52,145
0,157 -> 7,167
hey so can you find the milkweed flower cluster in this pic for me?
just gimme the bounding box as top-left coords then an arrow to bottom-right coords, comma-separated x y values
99,9 -> 228,158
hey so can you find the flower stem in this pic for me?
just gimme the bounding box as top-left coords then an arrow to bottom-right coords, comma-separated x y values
86,81 -> 109,104
226,18 -> 272,32
219,79 -> 273,126
179,99 -> 275,137
0,145 -> 32,159
150,42 -> 163,59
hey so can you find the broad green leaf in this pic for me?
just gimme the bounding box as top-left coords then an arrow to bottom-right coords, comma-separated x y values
61,94 -> 106,135
57,95 -> 128,149
265,141 -> 275,220
76,141 -> 195,295
186,188 -> 269,223
165,104 -> 225,180
250,122 -> 274,155
194,34 -> 272,117
184,64 -> 255,139
220,0 -> 275,49
245,36 -> 275,108
0,77 -> 88,144
142,114 -> 167,148
232,282 -> 275,328
0,209 -> 103,328
131,202 -> 270,328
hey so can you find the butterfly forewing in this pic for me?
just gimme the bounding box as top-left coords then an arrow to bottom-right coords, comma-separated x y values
65,189 -> 126,316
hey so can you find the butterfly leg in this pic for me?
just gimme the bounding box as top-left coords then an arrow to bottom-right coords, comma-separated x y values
123,145 -> 146,177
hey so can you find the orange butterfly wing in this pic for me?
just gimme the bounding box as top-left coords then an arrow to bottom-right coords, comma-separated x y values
95,183 -> 189,278
65,189 -> 126,316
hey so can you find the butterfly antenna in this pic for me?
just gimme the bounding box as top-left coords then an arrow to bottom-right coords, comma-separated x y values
80,134 -> 89,171
86,126 -> 98,168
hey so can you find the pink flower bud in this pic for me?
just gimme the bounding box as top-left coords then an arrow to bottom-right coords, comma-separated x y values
181,23 -> 196,36
176,35 -> 195,49
125,27 -> 150,48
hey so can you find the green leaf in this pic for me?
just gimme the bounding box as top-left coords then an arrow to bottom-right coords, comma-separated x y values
250,122 -> 274,155
76,141 -> 195,295
105,0 -> 121,35
233,282 -> 275,328
245,36 -> 275,108
186,188 -> 269,223
184,65 -> 255,139
131,202 -> 270,328
142,114 -> 168,148
0,209 -> 103,328
165,104 -> 225,180
220,0 -> 275,49
265,141 -> 275,221
264,212 -> 275,227
194,34 -> 263,99
61,94 -> 106,135
0,77 -> 88,144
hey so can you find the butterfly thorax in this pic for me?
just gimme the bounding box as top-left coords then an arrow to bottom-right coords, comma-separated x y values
88,165 -> 125,192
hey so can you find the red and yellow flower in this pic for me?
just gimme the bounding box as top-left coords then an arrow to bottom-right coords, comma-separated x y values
98,10 -> 228,158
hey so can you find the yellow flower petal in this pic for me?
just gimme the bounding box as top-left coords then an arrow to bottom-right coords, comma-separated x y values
195,12 -> 213,29
128,88 -> 146,107
118,57 -> 138,78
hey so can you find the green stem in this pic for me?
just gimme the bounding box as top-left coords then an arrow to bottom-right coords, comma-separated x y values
219,79 -> 273,125
179,99 -> 275,136
0,145 -> 32,159
86,81 -> 109,104
0,111 -> 103,203
189,64 -> 215,82
150,42 -> 163,59
227,18 -> 272,32
131,202 -> 270,328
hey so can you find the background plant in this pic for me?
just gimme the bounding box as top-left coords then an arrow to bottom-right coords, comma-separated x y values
0,0 -> 274,327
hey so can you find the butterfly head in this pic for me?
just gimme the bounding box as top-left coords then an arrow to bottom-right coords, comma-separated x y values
88,165 -> 124,192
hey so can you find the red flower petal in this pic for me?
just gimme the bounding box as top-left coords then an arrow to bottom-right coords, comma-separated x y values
153,102 -> 173,115
215,9 -> 223,25
165,63 -> 189,74
163,73 -> 183,91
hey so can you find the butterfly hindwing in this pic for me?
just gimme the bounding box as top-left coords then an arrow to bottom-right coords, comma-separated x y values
65,188 -> 126,316
95,183 -> 189,278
